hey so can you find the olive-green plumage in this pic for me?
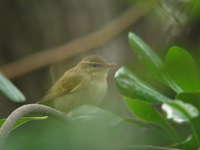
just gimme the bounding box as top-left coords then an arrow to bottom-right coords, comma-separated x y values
39,56 -> 115,113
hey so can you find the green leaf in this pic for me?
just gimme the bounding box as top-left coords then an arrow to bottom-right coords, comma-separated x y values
0,73 -> 26,102
175,135 -> 199,150
191,0 -> 200,18
128,32 -> 182,93
125,145 -> 182,150
162,100 -> 199,123
128,32 -> 163,69
165,46 -> 200,92
115,67 -> 171,104
125,97 -> 178,140
162,100 -> 200,147
126,97 -> 168,126
177,91 -> 200,110
0,116 -> 48,130
4,105 -> 175,150
176,92 -> 200,140
67,105 -> 123,126
68,105 -> 152,129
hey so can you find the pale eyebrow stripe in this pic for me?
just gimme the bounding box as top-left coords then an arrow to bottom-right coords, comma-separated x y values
81,61 -> 104,65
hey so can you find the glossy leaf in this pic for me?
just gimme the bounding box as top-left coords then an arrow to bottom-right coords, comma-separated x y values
177,92 -> 200,141
125,97 -> 177,139
128,32 -> 163,69
0,116 -> 48,130
162,100 -> 200,146
0,73 -> 26,102
177,91 -> 200,110
115,67 -> 171,104
165,46 -> 200,92
162,100 -> 199,123
128,32 -> 182,93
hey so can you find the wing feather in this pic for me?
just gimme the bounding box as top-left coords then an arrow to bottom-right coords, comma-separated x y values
39,70 -> 83,104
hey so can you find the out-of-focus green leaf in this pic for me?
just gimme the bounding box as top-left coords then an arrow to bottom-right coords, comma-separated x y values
175,135 -> 199,150
67,105 -> 163,129
191,0 -> 200,18
124,145 -> 182,150
0,73 -> 26,102
162,100 -> 199,123
128,32 -> 182,93
177,91 -> 200,110
67,105 -> 123,125
0,116 -> 48,130
3,105 -> 174,150
115,67 -> 171,104
165,46 -> 200,92
125,97 -> 177,140
176,92 -> 200,142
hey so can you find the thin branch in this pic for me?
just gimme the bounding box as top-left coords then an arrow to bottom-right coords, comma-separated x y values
0,104 -> 65,141
0,1 -> 156,79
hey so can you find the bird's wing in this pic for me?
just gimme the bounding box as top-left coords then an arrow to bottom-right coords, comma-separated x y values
38,71 -> 84,104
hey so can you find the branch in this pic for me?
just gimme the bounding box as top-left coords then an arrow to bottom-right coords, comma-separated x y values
0,104 -> 65,141
0,1 -> 156,79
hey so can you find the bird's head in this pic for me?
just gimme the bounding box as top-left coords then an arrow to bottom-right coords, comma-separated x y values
76,56 -> 116,77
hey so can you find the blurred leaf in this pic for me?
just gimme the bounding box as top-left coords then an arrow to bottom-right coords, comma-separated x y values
67,105 -> 175,146
177,91 -> 200,110
0,73 -> 26,102
177,92 -> 200,142
165,46 -> 200,92
128,32 -> 182,93
124,145 -> 182,150
125,118 -> 155,129
0,116 -> 48,130
174,135 -> 199,150
67,105 -> 123,126
125,97 -> 178,140
191,0 -> 200,18
115,67 -> 171,104
3,105 -> 174,150
162,100 -> 199,123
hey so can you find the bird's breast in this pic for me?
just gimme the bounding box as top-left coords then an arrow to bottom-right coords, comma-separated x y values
86,79 -> 108,104
53,78 -> 107,112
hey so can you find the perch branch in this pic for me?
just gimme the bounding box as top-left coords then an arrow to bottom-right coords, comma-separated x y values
0,104 -> 65,141
0,1 -> 156,79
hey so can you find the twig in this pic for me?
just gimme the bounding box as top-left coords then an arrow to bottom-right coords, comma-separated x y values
0,104 -> 65,141
0,1 -> 156,79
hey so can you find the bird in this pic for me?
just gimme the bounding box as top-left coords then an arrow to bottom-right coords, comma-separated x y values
38,56 -> 116,113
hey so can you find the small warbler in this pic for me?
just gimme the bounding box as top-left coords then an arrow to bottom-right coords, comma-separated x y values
39,56 -> 116,113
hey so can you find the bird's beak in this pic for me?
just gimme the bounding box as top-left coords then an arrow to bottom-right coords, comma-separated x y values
105,63 -> 118,68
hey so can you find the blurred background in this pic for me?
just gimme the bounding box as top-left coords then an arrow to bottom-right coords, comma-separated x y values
0,0 -> 200,149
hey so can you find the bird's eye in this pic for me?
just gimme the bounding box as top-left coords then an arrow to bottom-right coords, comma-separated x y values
90,63 -> 101,67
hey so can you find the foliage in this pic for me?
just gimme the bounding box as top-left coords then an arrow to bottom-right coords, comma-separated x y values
115,32 -> 200,150
0,116 -> 48,131
0,73 -> 26,102
2,32 -> 200,149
